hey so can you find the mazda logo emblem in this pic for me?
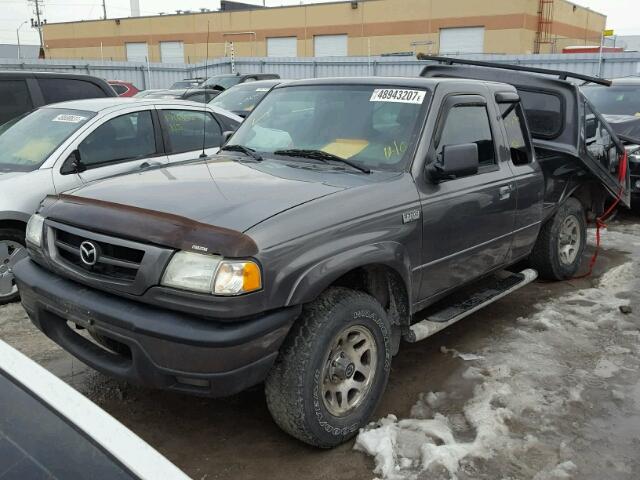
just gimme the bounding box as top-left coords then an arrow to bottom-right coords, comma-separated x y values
79,241 -> 99,266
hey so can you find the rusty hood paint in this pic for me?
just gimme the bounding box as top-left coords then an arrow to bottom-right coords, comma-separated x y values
41,157 -> 355,255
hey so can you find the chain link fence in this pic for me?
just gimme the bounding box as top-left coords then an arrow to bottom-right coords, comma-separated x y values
1,52 -> 638,90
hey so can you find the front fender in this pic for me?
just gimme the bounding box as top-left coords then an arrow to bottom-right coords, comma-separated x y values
285,241 -> 413,307
0,211 -> 31,224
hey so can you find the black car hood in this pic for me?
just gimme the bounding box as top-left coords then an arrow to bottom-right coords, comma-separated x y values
64,156 -> 368,233
603,114 -> 640,144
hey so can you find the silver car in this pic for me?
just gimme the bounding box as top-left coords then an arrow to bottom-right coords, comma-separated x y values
0,98 -> 242,304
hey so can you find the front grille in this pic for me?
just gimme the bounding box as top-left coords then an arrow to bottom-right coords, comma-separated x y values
52,227 -> 145,282
43,220 -> 174,297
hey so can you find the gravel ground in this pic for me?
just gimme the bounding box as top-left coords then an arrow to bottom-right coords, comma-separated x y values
1,215 -> 638,480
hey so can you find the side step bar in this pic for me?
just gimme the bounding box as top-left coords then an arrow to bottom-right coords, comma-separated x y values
406,269 -> 538,343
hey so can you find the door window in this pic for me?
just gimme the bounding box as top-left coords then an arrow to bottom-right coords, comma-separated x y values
0,80 -> 33,125
500,103 -> 531,165
436,105 -> 496,167
39,79 -> 106,104
79,111 -> 156,167
160,110 -> 223,154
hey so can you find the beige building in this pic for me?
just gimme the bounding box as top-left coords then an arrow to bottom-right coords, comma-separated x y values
42,0 -> 606,63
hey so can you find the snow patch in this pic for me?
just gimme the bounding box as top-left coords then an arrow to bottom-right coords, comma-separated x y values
355,380 -> 513,480
441,346 -> 484,361
355,227 -> 640,479
594,359 -> 620,378
533,460 -> 578,480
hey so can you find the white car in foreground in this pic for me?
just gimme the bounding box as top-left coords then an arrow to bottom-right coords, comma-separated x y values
0,98 -> 242,304
0,339 -> 190,479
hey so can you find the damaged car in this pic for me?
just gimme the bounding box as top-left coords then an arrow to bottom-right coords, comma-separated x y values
13,67 -> 629,448
581,77 -> 640,208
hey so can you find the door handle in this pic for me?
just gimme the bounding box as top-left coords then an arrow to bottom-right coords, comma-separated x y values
499,184 -> 513,200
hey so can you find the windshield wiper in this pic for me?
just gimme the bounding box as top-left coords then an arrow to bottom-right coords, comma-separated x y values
221,144 -> 263,162
273,149 -> 371,174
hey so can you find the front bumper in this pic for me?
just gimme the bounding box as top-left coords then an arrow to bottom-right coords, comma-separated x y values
14,259 -> 300,397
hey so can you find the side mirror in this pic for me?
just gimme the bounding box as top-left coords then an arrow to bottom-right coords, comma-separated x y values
427,143 -> 479,183
60,150 -> 86,175
222,131 -> 234,145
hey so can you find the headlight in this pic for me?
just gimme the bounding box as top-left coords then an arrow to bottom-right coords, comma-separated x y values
161,251 -> 262,296
161,251 -> 222,293
25,214 -> 45,247
213,260 -> 262,295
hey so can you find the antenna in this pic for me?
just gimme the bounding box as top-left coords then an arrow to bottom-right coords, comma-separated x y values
200,20 -> 211,159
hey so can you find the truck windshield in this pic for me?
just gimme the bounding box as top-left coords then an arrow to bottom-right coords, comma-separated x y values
582,85 -> 640,117
228,85 -> 431,172
202,75 -> 242,90
210,83 -> 274,113
0,108 -> 95,172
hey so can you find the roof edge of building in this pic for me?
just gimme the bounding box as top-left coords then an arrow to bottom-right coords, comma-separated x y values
43,0 -> 362,27
561,0 -> 607,19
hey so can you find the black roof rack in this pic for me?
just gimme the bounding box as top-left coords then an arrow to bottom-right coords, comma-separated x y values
417,55 -> 612,87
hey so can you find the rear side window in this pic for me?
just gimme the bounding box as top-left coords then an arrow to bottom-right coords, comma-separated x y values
39,78 -> 107,104
111,84 -> 128,95
0,80 -> 33,125
500,103 -> 532,165
160,110 -> 223,153
184,92 -> 207,103
518,89 -> 563,139
79,111 -> 156,167
437,105 -> 496,167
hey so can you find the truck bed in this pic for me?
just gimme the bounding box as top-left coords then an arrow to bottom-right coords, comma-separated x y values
420,57 -> 631,209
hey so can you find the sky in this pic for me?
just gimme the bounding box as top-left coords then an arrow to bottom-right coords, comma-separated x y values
0,0 -> 638,46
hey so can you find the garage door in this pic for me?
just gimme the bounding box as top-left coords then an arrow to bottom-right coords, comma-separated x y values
314,34 -> 348,57
126,42 -> 148,62
160,41 -> 184,63
267,37 -> 297,57
439,27 -> 485,54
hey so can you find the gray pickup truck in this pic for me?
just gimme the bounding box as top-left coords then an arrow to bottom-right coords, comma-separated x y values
14,61 -> 629,448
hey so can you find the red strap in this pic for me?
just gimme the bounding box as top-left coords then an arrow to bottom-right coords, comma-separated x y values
574,151 -> 628,279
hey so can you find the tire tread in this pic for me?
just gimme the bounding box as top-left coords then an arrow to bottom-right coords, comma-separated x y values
265,287 -> 385,447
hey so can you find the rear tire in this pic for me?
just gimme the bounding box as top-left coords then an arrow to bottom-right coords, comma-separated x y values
530,197 -> 586,280
265,287 -> 392,448
0,228 -> 27,306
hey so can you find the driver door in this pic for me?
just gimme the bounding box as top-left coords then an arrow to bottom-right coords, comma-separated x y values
416,94 -> 518,301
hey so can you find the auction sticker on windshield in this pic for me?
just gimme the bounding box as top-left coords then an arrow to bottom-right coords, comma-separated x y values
370,89 -> 426,104
52,114 -> 87,123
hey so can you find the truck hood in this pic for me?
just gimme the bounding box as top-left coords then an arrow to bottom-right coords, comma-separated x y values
60,156 -> 358,233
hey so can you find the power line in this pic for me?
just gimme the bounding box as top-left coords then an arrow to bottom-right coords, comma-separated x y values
28,0 -> 45,48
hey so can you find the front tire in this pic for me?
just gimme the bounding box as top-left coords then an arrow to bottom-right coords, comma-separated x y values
265,287 -> 392,448
0,228 -> 27,305
530,197 -> 586,280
